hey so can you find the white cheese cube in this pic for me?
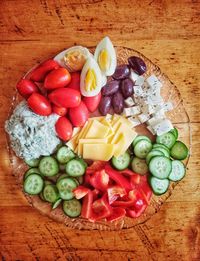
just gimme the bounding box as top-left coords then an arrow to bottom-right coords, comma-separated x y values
147,125 -> 156,135
133,85 -> 144,96
127,116 -> 141,127
146,74 -> 162,89
153,108 -> 166,118
129,70 -> 139,83
147,115 -> 165,127
135,76 -> 145,87
138,113 -> 150,123
131,106 -> 141,115
153,119 -> 174,136
123,107 -> 133,117
147,93 -> 163,105
105,114 -> 113,120
124,97 -> 135,107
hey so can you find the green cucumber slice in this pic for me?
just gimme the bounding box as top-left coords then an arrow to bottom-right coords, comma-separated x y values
24,168 -> 41,180
25,158 -> 40,167
146,150 -> 164,165
170,128 -> 178,140
112,152 -> 131,170
39,156 -> 59,177
149,156 -> 172,179
131,157 -> 148,175
52,198 -> 62,209
65,159 -> 86,177
151,147 -> 170,158
56,146 -> 75,164
153,143 -> 170,152
63,199 -> 82,218
57,174 -> 69,182
43,184 -> 59,203
56,177 -> 77,200
134,140 -> 152,159
170,141 -> 189,160
168,160 -> 185,181
149,176 -> 170,195
156,132 -> 176,149
132,135 -> 152,147
23,174 -> 44,195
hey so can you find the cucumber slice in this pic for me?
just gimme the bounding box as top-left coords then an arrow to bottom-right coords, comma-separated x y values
24,168 -> 41,180
112,152 -> 131,170
149,156 -> 172,179
56,177 -> 77,200
77,158 -> 88,169
149,176 -> 170,195
131,157 -> 148,175
134,140 -> 152,159
132,135 -> 152,147
25,158 -> 40,167
52,198 -> 62,209
66,159 -> 86,177
23,174 -> 44,195
39,191 -> 46,201
56,146 -> 75,164
156,132 -> 176,149
170,128 -> 178,140
168,160 -> 185,181
39,156 -> 59,177
151,147 -> 170,158
146,150 -> 164,165
63,199 -> 82,218
57,174 -> 69,182
153,143 -> 170,152
170,141 -> 189,160
43,184 -> 59,203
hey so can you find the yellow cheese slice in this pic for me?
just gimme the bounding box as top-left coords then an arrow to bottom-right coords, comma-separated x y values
76,120 -> 92,142
113,133 -> 126,157
66,133 -> 79,151
85,120 -> 110,139
77,138 -> 108,156
83,144 -> 114,161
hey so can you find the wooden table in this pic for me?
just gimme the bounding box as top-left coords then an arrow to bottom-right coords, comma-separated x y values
0,1 -> 200,260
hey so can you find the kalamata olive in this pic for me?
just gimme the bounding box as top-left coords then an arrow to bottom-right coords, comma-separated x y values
112,92 -> 124,114
128,56 -> 146,75
120,78 -> 134,98
112,64 -> 130,80
102,80 -> 120,96
99,96 -> 112,116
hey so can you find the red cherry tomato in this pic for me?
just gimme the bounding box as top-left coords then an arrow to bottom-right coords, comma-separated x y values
44,68 -> 71,89
52,105 -> 68,116
69,101 -> 89,127
30,59 -> 59,82
16,79 -> 39,99
67,72 -> 80,91
55,117 -> 73,141
83,92 -> 102,113
27,93 -> 52,116
48,88 -> 81,108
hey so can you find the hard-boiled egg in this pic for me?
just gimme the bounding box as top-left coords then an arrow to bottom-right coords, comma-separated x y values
80,57 -> 102,97
54,46 -> 92,72
94,37 -> 117,77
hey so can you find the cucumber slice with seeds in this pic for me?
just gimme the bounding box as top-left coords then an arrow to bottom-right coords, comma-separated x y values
132,135 -> 152,147
151,147 -> 170,158
170,128 -> 178,140
149,176 -> 170,195
24,168 -> 41,180
170,141 -> 189,160
112,152 -> 131,170
52,198 -> 62,209
56,177 -> 77,200
63,199 -> 82,218
153,143 -> 170,152
57,174 -> 69,182
39,156 -> 59,177
156,132 -> 176,149
66,159 -> 86,177
56,146 -> 75,164
146,150 -> 164,165
23,174 -> 44,195
149,156 -> 172,179
43,184 -> 59,203
25,158 -> 40,167
131,157 -> 148,175
134,140 -> 152,159
168,160 -> 185,181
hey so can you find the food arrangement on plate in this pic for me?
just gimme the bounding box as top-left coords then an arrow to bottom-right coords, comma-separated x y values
5,37 -> 190,229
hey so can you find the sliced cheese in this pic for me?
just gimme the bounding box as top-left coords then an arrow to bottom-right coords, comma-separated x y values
113,133 -> 126,157
85,120 -> 110,138
66,133 -> 79,150
83,144 -> 114,161
77,138 -> 107,156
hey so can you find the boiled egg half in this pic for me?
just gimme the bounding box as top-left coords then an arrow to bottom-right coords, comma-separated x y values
80,57 -> 102,97
94,37 -> 117,77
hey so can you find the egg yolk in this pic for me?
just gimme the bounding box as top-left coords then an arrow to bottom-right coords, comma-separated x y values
85,69 -> 96,92
98,49 -> 110,72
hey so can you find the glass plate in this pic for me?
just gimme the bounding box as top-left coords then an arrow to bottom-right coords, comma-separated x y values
6,46 -> 191,230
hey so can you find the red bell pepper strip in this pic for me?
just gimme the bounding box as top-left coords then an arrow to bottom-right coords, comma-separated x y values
90,194 -> 112,221
105,164 -> 132,191
120,169 -> 138,176
92,188 -> 100,201
106,207 -> 126,222
73,186 -> 90,200
89,169 -> 109,191
81,190 -> 93,219
107,185 -> 127,205
86,161 -> 107,175
111,189 -> 144,208
126,204 -> 147,218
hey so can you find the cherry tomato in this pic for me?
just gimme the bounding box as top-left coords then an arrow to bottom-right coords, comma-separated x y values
44,68 -> 71,89
16,79 -> 39,99
83,92 -> 102,112
69,101 -> 89,127
52,105 -> 68,116
55,117 -> 73,141
30,59 -> 59,82
67,72 -> 80,91
27,93 -> 52,116
48,88 -> 81,108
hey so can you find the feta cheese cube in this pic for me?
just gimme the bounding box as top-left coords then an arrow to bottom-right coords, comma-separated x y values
123,107 -> 133,117
153,119 -> 174,136
129,70 -> 139,83
124,97 -> 135,107
127,116 -> 141,127
138,113 -> 150,123
133,85 -> 144,96
135,76 -> 145,87
146,74 -> 162,89
131,106 -> 141,115
147,116 -> 165,127
147,125 -> 156,135
153,108 -> 166,118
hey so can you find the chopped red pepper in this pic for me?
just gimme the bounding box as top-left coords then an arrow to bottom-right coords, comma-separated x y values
86,161 -> 107,175
106,207 -> 126,222
120,169 -> 138,176
73,186 -> 90,200
81,190 -> 93,219
89,169 -> 109,191
90,194 -> 112,221
107,185 -> 127,205
126,204 -> 147,218
92,188 -> 100,200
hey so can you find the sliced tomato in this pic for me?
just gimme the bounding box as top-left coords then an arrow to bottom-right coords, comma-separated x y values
83,92 -> 102,113
30,59 -> 59,82
55,117 -> 73,141
73,186 -> 90,200
16,79 -> 39,98
52,105 -> 68,116
107,185 -> 127,205
69,101 -> 89,127
44,68 -> 71,89
106,207 -> 126,222
27,93 -> 52,116
67,72 -> 80,91
81,190 -> 93,219
86,161 -> 107,175
89,169 -> 109,191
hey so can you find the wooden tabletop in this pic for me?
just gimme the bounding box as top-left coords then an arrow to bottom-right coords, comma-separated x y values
0,0 -> 200,260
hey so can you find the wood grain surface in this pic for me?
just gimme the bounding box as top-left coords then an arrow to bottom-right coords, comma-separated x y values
0,0 -> 200,260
